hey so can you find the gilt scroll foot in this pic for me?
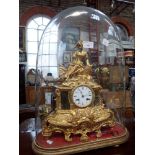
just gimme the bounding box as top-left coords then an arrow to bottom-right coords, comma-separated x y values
96,129 -> 102,138
64,133 -> 72,142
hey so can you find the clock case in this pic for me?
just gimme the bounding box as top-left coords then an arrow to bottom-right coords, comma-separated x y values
33,6 -> 129,155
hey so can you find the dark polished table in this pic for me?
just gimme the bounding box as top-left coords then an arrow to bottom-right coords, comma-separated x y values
19,108 -> 135,155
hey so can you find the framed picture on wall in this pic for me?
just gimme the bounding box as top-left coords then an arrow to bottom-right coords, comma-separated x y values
61,27 -> 80,51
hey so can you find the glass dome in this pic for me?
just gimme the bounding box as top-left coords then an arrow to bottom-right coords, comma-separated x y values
33,6 -> 128,154
35,5 -> 126,132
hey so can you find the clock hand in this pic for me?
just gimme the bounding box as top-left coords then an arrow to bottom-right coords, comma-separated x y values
78,88 -> 83,96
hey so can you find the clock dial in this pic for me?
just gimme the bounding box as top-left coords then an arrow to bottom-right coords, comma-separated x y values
72,85 -> 94,107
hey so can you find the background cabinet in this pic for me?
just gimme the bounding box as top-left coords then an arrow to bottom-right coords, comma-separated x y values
26,86 -> 53,105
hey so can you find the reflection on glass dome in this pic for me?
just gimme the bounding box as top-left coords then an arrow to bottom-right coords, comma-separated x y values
37,6 -> 123,79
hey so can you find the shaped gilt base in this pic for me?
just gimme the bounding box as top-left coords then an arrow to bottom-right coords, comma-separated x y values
32,123 -> 129,155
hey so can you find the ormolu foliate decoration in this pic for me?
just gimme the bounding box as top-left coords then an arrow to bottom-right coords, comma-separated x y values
42,105 -> 115,141
42,40 -> 116,142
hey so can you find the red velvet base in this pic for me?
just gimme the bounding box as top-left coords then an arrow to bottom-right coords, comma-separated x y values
35,123 -> 126,149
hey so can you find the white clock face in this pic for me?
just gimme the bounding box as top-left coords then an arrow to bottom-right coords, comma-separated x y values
72,85 -> 94,108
